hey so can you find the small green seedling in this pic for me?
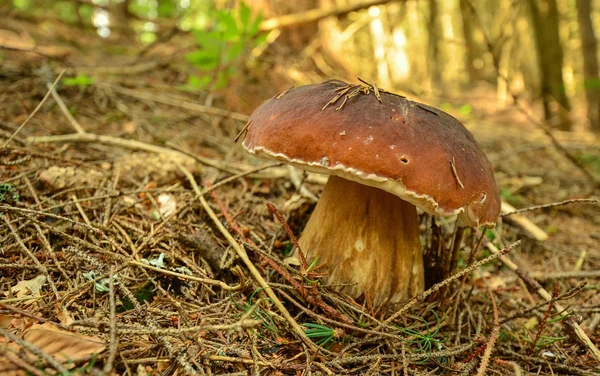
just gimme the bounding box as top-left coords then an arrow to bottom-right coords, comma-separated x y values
232,288 -> 277,333
63,74 -> 96,89
397,310 -> 448,363
303,323 -> 343,349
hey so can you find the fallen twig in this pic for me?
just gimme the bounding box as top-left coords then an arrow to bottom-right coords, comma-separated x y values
487,242 -> 600,364
501,197 -> 598,216
379,240 -> 520,329
175,160 -> 318,351
475,288 -> 500,376
4,70 -> 65,147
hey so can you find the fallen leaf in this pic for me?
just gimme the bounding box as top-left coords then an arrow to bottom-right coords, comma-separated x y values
22,323 -> 106,364
0,315 -> 17,329
10,275 -> 46,298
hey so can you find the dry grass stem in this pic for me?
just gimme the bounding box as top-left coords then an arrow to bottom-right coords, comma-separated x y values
4,69 -> 65,147
487,242 -> 600,364
175,160 -> 318,351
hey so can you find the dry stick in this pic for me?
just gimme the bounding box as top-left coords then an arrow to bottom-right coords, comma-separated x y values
266,203 -> 308,271
528,283 -> 559,356
260,0 -> 392,30
48,81 -> 86,134
203,162 -> 283,196
1,350 -> 45,376
2,215 -> 60,300
242,240 -> 351,323
4,69 -> 65,147
495,359 -> 523,376
175,161 -> 318,352
486,242 -> 600,364
377,241 -> 520,330
128,260 -> 243,290
500,197 -> 598,217
501,201 -> 548,241
33,223 -> 72,288
27,131 -> 195,160
475,288 -> 500,376
529,270 -> 600,280
499,282 -> 586,325
277,288 -> 400,340
87,319 -> 264,335
0,327 -> 69,374
95,81 -> 249,121
499,349 -> 597,376
116,284 -> 198,376
104,267 -> 117,374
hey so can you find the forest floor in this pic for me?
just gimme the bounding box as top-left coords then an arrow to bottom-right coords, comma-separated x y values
1,16 -> 600,376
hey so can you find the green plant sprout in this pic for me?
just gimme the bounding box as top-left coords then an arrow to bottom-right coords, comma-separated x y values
63,74 -> 96,89
303,323 -> 343,349
521,328 -> 567,352
232,287 -> 277,333
302,256 -> 328,284
185,2 -> 268,90
397,310 -> 448,364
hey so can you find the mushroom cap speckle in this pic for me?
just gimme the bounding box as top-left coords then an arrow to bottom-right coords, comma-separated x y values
242,80 -> 501,227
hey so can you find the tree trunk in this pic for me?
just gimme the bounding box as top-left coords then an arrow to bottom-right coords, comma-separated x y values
528,0 -> 571,130
428,0 -> 442,91
458,0 -> 480,83
576,0 -> 600,133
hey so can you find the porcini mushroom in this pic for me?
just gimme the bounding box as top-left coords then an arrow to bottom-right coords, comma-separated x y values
241,80 -> 501,306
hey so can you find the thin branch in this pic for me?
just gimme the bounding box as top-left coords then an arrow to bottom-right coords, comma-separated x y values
487,242 -> 600,364
476,288 -> 500,376
500,198 -> 598,217
48,81 -> 86,134
260,0 -> 393,31
4,70 -> 65,147
95,81 -> 249,121
174,160 -> 319,352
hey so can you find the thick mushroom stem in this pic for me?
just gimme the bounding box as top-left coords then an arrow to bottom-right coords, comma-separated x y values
298,175 -> 424,306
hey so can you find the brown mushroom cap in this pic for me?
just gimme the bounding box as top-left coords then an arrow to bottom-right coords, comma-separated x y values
242,80 -> 501,227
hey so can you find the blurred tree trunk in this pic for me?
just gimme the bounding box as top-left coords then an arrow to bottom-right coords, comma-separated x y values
576,0 -> 600,133
459,0 -> 480,83
528,0 -> 571,130
369,6 -> 391,88
427,0 -> 442,91
110,0 -> 135,41
251,0 -> 320,52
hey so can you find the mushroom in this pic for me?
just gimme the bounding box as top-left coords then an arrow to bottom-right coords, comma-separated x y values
241,80 -> 501,306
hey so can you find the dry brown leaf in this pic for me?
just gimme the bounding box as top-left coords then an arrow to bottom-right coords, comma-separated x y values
0,315 -> 18,329
55,307 -> 74,326
22,323 -> 106,363
10,275 -> 46,298
0,353 -> 27,376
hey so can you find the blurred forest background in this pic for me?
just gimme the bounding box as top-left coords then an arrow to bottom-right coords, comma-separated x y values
2,0 -> 600,375
1,0 -> 600,135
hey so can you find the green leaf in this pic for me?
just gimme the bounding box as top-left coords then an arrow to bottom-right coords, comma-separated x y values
458,104 -> 472,116
214,70 -> 231,90
217,11 -> 239,40
185,50 -> 218,70
226,39 -> 246,62
192,30 -> 222,47
249,13 -> 264,36
63,74 -> 96,89
239,2 -> 252,33
187,75 -> 211,89
157,0 -> 175,17
253,31 -> 269,46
